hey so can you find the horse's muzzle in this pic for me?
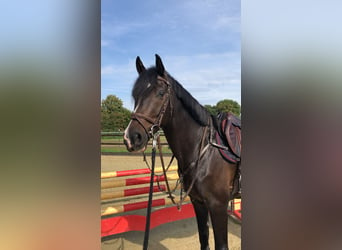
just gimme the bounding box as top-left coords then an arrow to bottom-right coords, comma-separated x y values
123,131 -> 148,152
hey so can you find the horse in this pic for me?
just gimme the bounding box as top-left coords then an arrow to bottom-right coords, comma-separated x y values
123,54 -> 240,250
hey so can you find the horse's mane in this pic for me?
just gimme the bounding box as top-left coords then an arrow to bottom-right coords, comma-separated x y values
132,67 -> 211,127
167,74 -> 210,127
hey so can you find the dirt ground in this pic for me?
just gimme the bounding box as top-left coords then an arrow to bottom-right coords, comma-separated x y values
101,155 -> 241,250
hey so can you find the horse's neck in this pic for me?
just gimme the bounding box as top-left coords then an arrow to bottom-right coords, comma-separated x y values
162,102 -> 204,168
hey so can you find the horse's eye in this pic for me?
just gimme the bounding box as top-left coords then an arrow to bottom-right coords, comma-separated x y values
158,89 -> 165,97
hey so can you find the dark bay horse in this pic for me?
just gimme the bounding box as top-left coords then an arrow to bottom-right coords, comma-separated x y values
124,54 -> 240,250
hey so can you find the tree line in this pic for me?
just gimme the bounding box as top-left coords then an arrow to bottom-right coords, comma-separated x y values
101,95 -> 240,132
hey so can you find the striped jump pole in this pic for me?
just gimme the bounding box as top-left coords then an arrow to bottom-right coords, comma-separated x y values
101,173 -> 179,189
101,196 -> 191,216
101,165 -> 178,179
228,199 -> 242,220
101,183 -> 179,200
102,185 -> 164,200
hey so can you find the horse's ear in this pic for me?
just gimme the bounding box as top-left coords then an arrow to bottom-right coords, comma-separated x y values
155,54 -> 165,76
136,56 -> 146,75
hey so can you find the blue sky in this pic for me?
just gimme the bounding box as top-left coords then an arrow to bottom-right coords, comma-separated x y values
101,0 -> 240,110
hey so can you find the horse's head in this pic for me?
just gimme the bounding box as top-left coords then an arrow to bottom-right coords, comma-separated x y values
124,54 -> 172,152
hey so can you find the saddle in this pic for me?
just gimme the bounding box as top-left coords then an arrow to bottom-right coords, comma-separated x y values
215,112 -> 241,163
215,112 -> 242,198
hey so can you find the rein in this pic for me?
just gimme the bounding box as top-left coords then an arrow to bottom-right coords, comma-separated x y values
143,122 -> 210,211
142,132 -> 158,250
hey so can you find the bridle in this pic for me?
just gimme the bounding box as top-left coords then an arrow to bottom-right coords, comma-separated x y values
130,75 -> 172,139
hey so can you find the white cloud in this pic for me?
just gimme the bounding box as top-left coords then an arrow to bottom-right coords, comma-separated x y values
101,40 -> 109,47
101,65 -> 114,75
162,52 -> 241,104
102,20 -> 149,39
213,15 -> 240,32
101,60 -> 135,76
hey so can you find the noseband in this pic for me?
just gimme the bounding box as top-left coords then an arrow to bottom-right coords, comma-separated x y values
131,75 -> 172,138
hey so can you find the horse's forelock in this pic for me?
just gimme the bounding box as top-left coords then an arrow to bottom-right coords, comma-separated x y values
132,67 -> 159,100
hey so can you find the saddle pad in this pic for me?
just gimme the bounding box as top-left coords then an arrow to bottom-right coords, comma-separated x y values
216,131 -> 240,164
222,117 -> 241,158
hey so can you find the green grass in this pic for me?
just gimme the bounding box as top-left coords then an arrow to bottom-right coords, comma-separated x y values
102,135 -> 167,142
101,145 -> 172,154
101,147 -> 126,153
101,136 -> 121,140
101,134 -> 171,154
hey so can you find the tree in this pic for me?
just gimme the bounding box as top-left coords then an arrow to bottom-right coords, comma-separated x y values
204,104 -> 218,116
216,99 -> 241,116
101,95 -> 131,131
204,99 -> 241,116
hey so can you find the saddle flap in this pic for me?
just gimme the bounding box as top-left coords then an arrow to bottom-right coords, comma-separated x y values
221,112 -> 241,158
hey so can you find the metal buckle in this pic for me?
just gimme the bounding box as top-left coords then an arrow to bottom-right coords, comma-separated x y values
150,125 -> 160,149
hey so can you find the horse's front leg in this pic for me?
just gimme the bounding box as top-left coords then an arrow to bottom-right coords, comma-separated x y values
192,199 -> 210,250
208,198 -> 229,250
